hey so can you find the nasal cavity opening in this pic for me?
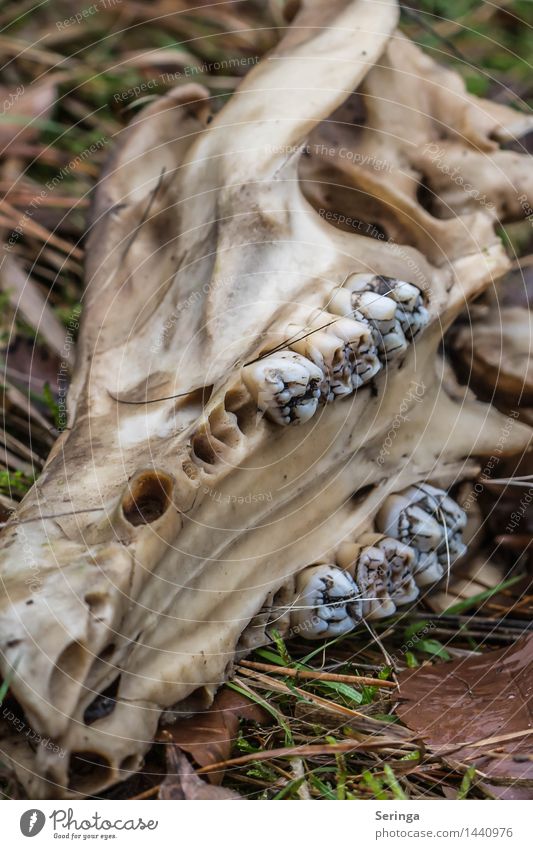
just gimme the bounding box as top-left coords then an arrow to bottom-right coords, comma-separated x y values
68,751 -> 113,794
122,470 -> 173,526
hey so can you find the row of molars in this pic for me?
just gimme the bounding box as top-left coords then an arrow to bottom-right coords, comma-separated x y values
288,484 -> 466,639
242,274 -> 429,426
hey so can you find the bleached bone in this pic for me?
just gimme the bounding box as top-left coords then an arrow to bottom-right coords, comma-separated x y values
0,0 -> 531,798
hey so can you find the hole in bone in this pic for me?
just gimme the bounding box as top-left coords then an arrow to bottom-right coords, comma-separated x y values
83,676 -> 121,726
351,483 -> 377,506
97,643 -> 116,663
84,591 -> 113,622
224,387 -> 256,434
49,641 -> 91,717
416,174 -> 440,217
121,470 -> 173,526
119,754 -> 139,773
68,751 -> 113,794
208,406 -> 241,448
191,431 -> 219,465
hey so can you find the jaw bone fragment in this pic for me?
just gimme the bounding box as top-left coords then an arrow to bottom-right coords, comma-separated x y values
0,0 -> 532,798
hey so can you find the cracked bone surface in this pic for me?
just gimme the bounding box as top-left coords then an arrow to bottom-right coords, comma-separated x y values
0,0 -> 532,798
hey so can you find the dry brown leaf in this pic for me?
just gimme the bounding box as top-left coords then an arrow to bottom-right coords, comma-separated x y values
159,747 -> 241,800
397,635 -> 533,799
160,687 -> 269,785
0,82 -> 56,152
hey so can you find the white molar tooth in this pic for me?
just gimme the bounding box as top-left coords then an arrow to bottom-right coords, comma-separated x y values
376,494 -> 444,552
412,550 -> 445,587
359,532 -> 419,606
352,291 -> 407,361
320,315 -> 382,389
437,531 -> 467,566
330,318 -> 382,389
387,280 -> 429,339
341,272 -> 431,355
242,351 -> 324,425
328,284 -> 408,362
290,564 -> 362,639
288,322 -> 353,400
364,276 -> 429,340
339,542 -> 396,620
408,483 -> 467,535
287,315 -> 382,398
328,287 -> 355,317
376,484 -> 468,587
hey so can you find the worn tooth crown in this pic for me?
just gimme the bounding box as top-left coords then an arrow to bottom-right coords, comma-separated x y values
242,351 -> 324,425
361,533 -> 419,606
336,541 -> 396,620
289,315 -> 381,399
288,322 -> 354,400
331,272 -> 429,358
386,281 -> 429,339
290,564 -> 362,639
376,484 -> 467,582
408,483 -> 467,534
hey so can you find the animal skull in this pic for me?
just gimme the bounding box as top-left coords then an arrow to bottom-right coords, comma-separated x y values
0,0 -> 532,798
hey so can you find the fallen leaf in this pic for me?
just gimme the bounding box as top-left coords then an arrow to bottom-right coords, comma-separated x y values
397,635 -> 533,799
159,746 -> 241,800
0,82 -> 56,152
160,686 -> 269,784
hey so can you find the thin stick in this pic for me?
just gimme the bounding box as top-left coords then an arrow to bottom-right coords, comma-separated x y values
196,738 -> 413,775
238,659 -> 396,689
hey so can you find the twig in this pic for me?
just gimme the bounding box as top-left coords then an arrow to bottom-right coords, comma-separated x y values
238,659 -> 396,689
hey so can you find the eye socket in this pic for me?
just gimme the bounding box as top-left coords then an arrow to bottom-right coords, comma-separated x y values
83,676 -> 121,726
121,470 -> 173,526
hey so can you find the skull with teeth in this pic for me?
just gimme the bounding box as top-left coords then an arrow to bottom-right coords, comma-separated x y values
0,0 -> 532,798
